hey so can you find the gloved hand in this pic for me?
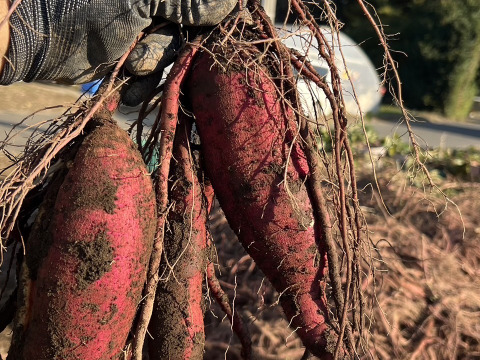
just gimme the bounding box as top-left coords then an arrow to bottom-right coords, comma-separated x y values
0,0 -> 237,85
121,22 -> 182,106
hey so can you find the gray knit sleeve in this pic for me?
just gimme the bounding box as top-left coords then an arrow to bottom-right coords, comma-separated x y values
0,0 -> 236,85
1,0 -> 151,84
152,0 -> 237,26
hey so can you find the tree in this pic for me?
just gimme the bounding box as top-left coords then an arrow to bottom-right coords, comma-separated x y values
439,0 -> 480,119
335,0 -> 480,120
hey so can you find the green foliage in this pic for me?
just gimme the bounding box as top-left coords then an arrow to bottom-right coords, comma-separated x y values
443,34 -> 480,120
377,134 -> 480,182
382,134 -> 411,157
423,147 -> 480,181
316,123 -> 379,152
316,120 -> 480,182
349,123 -> 379,145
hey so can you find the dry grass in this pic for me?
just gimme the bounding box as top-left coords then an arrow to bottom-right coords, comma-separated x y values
205,162 -> 480,359
205,202 -> 307,360
359,165 -> 480,360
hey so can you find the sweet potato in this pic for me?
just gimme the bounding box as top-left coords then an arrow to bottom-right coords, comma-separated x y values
148,116 -> 208,359
186,50 -> 338,358
9,118 -> 156,359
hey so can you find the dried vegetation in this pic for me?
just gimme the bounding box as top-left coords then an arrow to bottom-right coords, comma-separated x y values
205,160 -> 480,359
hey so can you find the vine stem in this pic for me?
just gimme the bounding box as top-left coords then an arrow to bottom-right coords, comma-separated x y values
131,36 -> 203,360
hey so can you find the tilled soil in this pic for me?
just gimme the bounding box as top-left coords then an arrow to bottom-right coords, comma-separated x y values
1,83 -> 479,359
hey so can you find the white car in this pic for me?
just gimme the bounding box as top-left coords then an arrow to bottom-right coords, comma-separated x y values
278,24 -> 384,119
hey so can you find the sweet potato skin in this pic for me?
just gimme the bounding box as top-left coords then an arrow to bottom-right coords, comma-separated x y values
187,51 -> 336,358
11,119 -> 156,360
148,118 -> 207,360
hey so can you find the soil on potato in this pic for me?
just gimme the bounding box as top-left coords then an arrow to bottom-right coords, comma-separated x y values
68,232 -> 115,290
0,249 -> 15,359
0,156 -> 15,359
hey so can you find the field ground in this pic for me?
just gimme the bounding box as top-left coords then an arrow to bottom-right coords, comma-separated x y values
204,160 -> 480,359
1,83 -> 479,359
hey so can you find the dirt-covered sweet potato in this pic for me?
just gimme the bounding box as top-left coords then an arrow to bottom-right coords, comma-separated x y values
148,116 -> 208,360
186,50 -> 338,358
8,118 -> 156,360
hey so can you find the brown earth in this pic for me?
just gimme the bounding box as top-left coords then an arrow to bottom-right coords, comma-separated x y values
1,82 -> 479,359
204,163 -> 480,359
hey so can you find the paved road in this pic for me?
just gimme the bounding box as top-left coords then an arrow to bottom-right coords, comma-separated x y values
368,115 -> 480,149
0,108 -> 147,162
2,82 -> 480,154
3,110 -> 480,158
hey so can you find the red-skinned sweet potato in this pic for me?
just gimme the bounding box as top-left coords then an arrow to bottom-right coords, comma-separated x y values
148,115 -> 208,360
9,118 -> 156,360
187,50 -> 338,358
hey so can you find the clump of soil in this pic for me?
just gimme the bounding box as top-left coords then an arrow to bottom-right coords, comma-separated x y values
68,231 -> 114,290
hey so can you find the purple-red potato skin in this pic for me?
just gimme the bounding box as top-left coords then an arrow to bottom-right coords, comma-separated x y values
148,119 -> 207,360
11,120 -> 156,360
187,51 -> 337,358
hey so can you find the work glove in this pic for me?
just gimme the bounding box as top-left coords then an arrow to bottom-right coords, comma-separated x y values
122,22 -> 182,106
0,0 -> 237,85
